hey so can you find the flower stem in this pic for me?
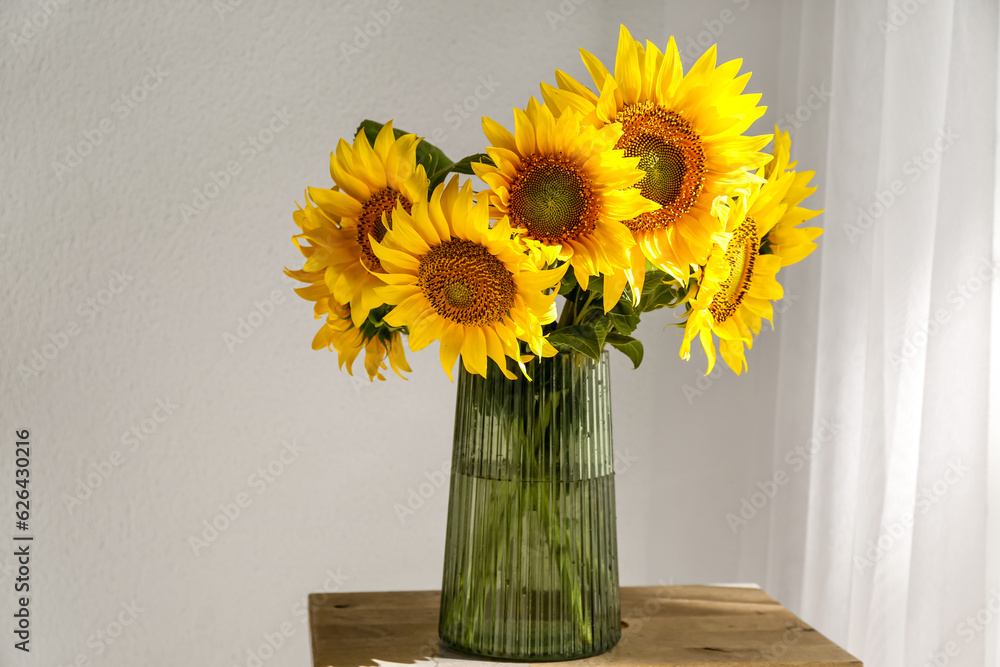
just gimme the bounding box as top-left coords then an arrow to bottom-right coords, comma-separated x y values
573,292 -> 597,326
557,293 -> 577,329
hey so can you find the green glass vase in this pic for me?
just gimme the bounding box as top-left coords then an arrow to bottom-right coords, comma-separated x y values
438,350 -> 620,661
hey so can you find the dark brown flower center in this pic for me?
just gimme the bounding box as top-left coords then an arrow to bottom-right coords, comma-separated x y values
418,239 -> 517,326
357,188 -> 411,271
709,216 -> 757,323
506,154 -> 597,244
615,102 -> 706,233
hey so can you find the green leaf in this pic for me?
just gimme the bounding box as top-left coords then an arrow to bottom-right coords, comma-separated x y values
547,325 -> 601,360
605,332 -> 644,369
582,275 -> 604,295
592,315 -> 610,348
759,232 -> 774,255
354,119 -> 452,185
428,153 -> 495,192
575,305 -> 610,346
679,275 -> 698,302
639,269 -> 682,312
444,153 -> 494,175
557,270 -> 578,296
607,299 -> 640,335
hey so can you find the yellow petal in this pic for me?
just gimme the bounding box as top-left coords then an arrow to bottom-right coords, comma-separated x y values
461,327 -> 488,377
373,120 -> 396,160
311,324 -> 333,350
604,268 -> 629,313
614,24 -> 641,104
385,134 -> 418,183
482,115 -> 517,152
439,322 -> 465,381
554,69 -> 598,105
596,78 -> 621,125
377,284 -> 421,306
383,291 -> 429,326
580,47 -> 611,91
370,238 -> 420,274
309,187 -> 362,219
354,126 -> 386,182
294,283 -> 330,301
513,108 -> 536,156
330,150 -> 372,203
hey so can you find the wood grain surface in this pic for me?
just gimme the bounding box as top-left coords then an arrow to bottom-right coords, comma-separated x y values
308,585 -> 861,667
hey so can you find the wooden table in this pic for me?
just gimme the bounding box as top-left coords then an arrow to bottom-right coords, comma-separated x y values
309,585 -> 860,666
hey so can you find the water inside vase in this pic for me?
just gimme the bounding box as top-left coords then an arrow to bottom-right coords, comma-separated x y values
439,469 -> 620,660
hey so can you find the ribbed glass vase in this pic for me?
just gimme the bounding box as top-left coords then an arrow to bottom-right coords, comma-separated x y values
438,350 -> 620,661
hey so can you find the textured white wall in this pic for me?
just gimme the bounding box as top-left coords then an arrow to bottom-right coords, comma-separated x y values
0,1 -> 813,665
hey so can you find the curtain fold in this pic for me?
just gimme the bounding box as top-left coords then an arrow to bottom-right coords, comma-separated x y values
755,2 -> 998,666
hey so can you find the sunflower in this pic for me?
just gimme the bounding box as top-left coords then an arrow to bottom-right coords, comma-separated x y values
305,121 -> 429,326
761,127 -> 823,266
371,177 -> 567,381
678,185 -> 782,375
285,197 -> 411,381
472,99 -> 656,301
680,129 -> 822,374
541,25 -> 772,295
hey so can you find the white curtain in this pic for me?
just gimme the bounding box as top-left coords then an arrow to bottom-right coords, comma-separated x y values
748,2 -> 1000,666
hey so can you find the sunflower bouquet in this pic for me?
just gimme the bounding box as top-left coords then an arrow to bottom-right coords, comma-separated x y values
285,25 -> 824,660
286,26 -> 821,382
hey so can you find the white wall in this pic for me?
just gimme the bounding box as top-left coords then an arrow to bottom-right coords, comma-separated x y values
0,1 -> 819,665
